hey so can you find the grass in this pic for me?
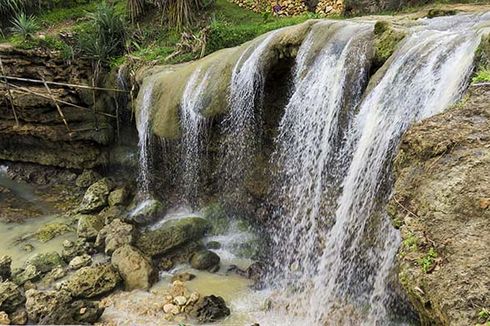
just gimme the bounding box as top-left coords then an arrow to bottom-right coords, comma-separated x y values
37,2 -> 97,26
472,69 -> 490,83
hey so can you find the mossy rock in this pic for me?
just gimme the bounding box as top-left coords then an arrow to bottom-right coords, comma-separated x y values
373,21 -> 405,69
126,199 -> 165,225
426,8 -> 457,19
26,252 -> 66,274
61,264 -> 121,299
190,250 -> 220,271
135,217 -> 211,257
36,222 -> 74,243
76,214 -> 105,241
201,203 -> 230,235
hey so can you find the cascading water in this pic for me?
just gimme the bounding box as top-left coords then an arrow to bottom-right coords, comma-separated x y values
268,13 -> 486,325
136,78 -> 155,199
179,68 -> 210,204
220,31 -> 279,198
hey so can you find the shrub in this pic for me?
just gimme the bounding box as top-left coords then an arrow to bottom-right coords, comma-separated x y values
9,12 -> 38,39
78,1 -> 126,61
472,69 -> 490,84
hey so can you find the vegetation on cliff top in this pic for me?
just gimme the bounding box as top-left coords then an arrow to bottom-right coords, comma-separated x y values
0,0 -> 315,66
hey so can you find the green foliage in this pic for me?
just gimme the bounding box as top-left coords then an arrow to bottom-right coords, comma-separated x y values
77,1 -> 126,61
0,0 -> 23,18
418,247 -> 437,273
9,12 -> 39,39
479,308 -> 490,322
38,2 -> 97,26
472,69 -> 490,83
402,232 -> 418,251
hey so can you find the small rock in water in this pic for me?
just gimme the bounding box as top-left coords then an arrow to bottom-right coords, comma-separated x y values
26,252 -> 65,274
0,311 -> 10,325
69,254 -> 92,270
22,244 -> 34,253
163,303 -> 179,315
35,222 -> 72,243
173,296 -> 187,306
191,295 -> 230,323
157,258 -> 174,271
111,245 -> 157,291
190,250 -> 220,271
60,264 -> 121,299
171,272 -> 195,283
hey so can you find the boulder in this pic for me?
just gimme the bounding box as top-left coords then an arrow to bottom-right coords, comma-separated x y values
201,203 -> 230,235
108,187 -> 129,207
35,222 -> 73,242
0,257 -> 11,282
69,255 -> 92,270
111,245 -> 157,291
135,217 -> 211,257
99,206 -> 127,225
126,199 -> 164,225
190,250 -> 220,271
26,252 -> 65,274
77,214 -> 104,241
75,170 -> 101,188
0,282 -> 24,313
95,219 -> 135,255
78,178 -> 114,213
25,289 -> 103,324
190,295 -> 230,323
61,264 -> 121,299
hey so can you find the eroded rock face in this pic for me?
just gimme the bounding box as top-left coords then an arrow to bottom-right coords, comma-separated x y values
388,85 -> 490,325
95,219 -> 135,255
111,245 -> 157,291
61,264 -> 121,299
0,45 -> 115,169
77,214 -> 105,240
190,295 -> 230,323
0,282 -> 24,314
78,178 -> 114,214
135,217 -> 211,257
25,289 -> 103,324
0,257 -> 11,282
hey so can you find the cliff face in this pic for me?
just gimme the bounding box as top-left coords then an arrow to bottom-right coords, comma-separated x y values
388,84 -> 490,325
0,44 -> 117,169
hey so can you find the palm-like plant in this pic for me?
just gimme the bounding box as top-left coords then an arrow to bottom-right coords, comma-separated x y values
9,12 -> 38,39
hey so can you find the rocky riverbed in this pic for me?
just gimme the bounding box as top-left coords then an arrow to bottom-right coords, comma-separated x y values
0,164 -> 269,325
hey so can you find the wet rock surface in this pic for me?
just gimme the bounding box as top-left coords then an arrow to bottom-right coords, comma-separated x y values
111,245 -> 157,291
389,85 -> 490,325
190,295 -> 231,323
135,217 -> 211,257
96,218 -> 135,255
61,264 -> 121,299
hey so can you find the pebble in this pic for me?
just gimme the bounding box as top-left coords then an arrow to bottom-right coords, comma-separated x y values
163,303 -> 179,315
173,296 -> 187,306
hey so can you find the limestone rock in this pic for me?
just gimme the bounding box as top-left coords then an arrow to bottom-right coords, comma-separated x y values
99,206 -> 127,225
40,267 -> 66,287
25,289 -> 103,324
0,282 -> 24,314
75,170 -> 101,188
372,21 -> 405,69
0,257 -> 11,282
190,295 -> 230,323
135,217 -> 211,257
61,264 -> 121,299
126,199 -> 164,225
388,85 -> 490,325
77,214 -> 104,241
108,187 -> 129,207
26,252 -> 65,274
62,239 -> 94,262
190,250 -> 220,271
69,254 -> 92,270
11,265 -> 41,286
0,311 -> 9,325
111,245 -> 156,291
78,178 -> 114,213
96,218 -> 135,255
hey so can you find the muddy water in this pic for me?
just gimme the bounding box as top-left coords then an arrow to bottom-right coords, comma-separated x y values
0,215 -> 76,269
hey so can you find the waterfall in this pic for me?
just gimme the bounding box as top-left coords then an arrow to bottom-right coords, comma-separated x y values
268,14 -> 484,324
180,68 -> 210,204
136,78 -> 155,199
220,31 -> 279,199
